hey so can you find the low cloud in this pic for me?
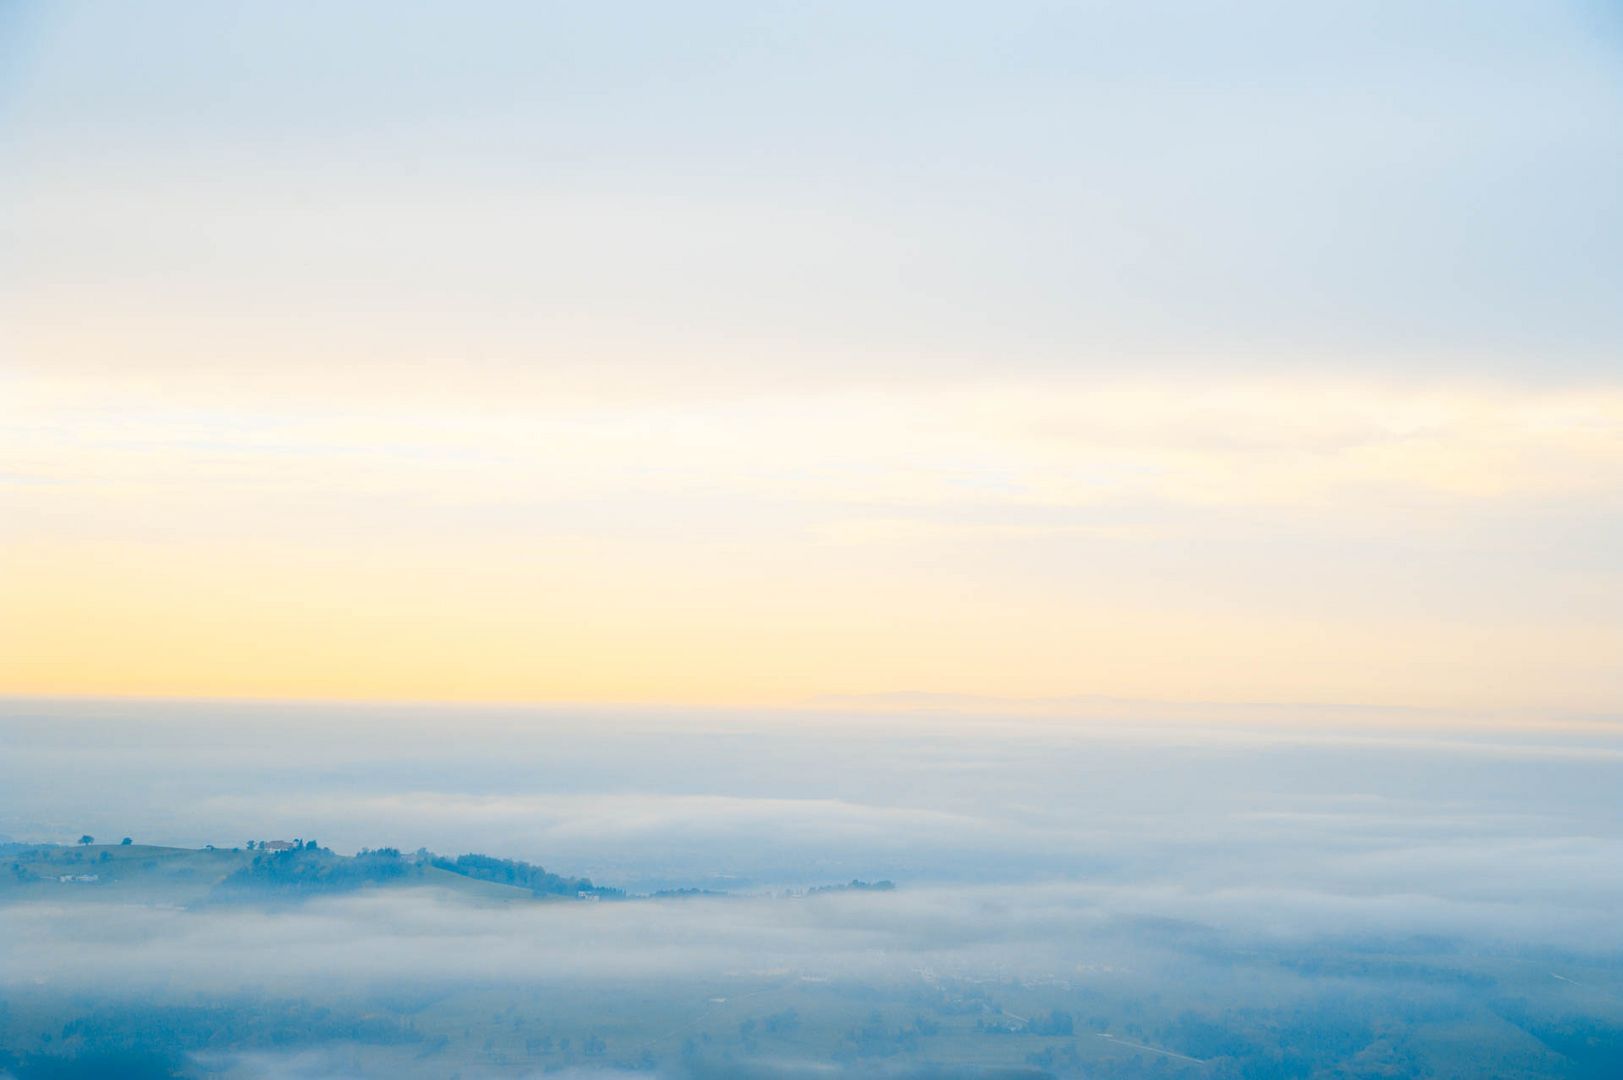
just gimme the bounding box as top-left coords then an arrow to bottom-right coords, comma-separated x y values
4,702 -> 1620,1078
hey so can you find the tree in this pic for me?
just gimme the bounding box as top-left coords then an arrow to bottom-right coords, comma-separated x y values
78,835 -> 94,846
120,837 -> 132,845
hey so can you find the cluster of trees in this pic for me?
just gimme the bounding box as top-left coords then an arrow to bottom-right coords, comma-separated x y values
808,879 -> 897,894
428,852 -> 623,899
219,845 -> 414,896
213,846 -> 626,901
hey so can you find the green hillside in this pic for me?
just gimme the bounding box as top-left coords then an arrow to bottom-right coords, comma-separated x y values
0,841 -> 618,906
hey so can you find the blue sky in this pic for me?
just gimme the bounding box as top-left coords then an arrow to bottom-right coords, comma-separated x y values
7,1 -> 1622,375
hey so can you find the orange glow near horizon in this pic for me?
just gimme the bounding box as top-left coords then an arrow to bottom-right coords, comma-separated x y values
4,369 -> 1620,713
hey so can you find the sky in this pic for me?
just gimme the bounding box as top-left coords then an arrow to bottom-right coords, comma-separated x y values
3,1 -> 1622,710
